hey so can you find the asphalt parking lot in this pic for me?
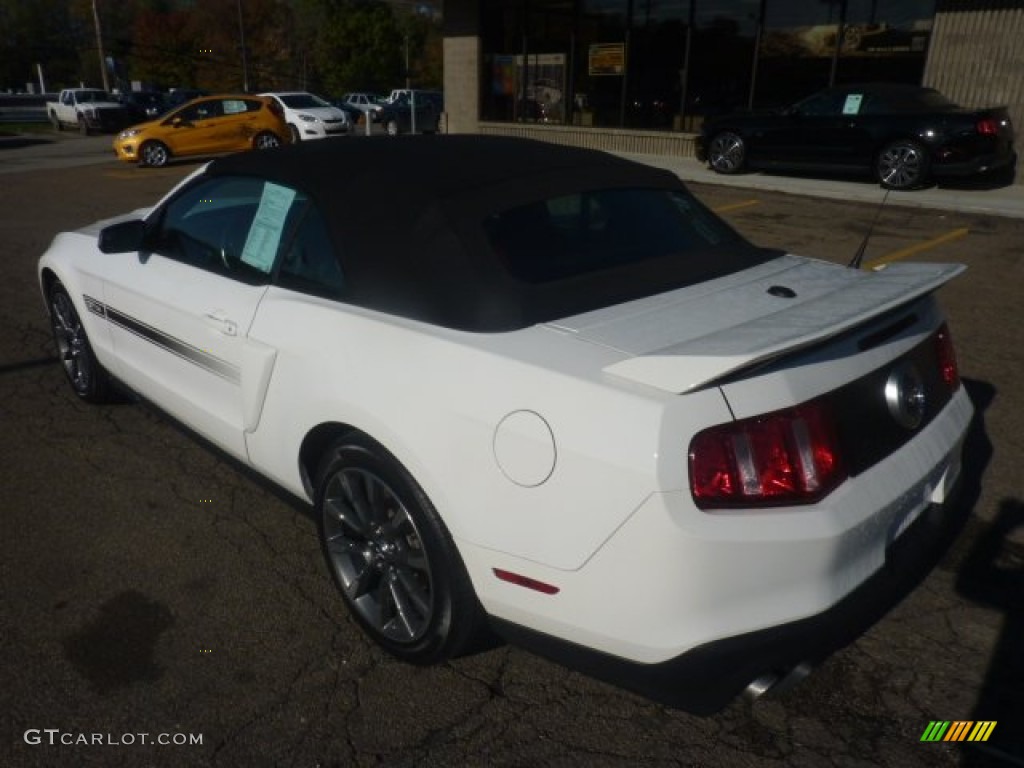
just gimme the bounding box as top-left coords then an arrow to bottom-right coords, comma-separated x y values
1,133 -> 1022,767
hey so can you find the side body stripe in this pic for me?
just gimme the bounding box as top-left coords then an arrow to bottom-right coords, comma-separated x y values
83,294 -> 240,384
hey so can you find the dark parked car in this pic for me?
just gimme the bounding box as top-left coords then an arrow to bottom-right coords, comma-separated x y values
378,97 -> 440,135
696,83 -> 1016,190
165,88 -> 209,111
119,91 -> 168,123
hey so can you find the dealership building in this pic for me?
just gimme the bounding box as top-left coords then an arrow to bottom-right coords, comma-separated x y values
441,0 -> 1022,179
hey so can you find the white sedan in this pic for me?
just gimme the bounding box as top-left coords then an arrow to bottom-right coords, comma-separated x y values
260,91 -> 350,141
38,136 -> 971,713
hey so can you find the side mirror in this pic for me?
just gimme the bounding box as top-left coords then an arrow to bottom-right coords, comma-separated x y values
98,219 -> 146,254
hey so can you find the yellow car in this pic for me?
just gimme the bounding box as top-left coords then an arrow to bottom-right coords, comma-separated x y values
113,94 -> 290,167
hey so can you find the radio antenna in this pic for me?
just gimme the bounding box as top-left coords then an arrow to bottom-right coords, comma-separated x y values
848,187 -> 891,269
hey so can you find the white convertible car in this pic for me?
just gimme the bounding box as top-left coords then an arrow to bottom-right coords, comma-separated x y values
39,136 -> 972,712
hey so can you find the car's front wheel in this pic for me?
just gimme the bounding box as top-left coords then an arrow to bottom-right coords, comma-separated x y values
50,112 -> 62,131
707,131 -> 747,174
877,140 -> 930,190
315,436 -> 483,664
78,119 -> 90,136
254,132 -> 281,150
289,124 -> 301,144
48,281 -> 113,403
140,141 -> 170,167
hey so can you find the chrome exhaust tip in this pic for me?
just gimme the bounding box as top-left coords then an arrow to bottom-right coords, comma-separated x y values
744,662 -> 813,701
744,673 -> 779,701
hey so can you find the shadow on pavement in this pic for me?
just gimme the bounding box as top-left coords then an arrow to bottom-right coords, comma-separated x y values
0,135 -> 53,150
956,497 -> 1024,766
0,355 -> 58,375
945,379 -> 1024,766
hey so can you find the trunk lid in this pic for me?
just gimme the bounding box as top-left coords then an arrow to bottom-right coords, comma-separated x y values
545,255 -> 964,393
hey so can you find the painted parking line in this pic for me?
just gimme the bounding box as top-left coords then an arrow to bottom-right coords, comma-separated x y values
713,199 -> 760,213
864,227 -> 970,270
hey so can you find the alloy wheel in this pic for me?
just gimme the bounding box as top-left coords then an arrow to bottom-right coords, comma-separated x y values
321,467 -> 434,644
50,290 -> 93,395
708,132 -> 746,174
877,141 -> 926,190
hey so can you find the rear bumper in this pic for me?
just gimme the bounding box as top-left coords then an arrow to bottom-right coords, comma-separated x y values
492,473 -> 965,714
481,384 -> 972,713
933,148 -> 1016,178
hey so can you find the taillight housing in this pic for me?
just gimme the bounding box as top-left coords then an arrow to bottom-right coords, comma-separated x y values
689,399 -> 846,509
976,118 -> 999,136
934,322 -> 960,391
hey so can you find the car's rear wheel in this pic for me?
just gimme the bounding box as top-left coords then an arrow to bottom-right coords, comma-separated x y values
289,124 -> 301,143
140,141 -> 170,168
708,131 -> 746,174
315,436 -> 483,664
48,281 -> 113,403
254,132 -> 281,150
877,140 -> 930,190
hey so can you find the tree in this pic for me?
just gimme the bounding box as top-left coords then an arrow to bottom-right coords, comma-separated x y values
0,0 -> 81,91
312,0 -> 404,95
129,7 -> 197,88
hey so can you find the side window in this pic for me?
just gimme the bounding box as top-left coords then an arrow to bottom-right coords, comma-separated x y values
151,176 -> 301,284
222,99 -> 256,115
194,100 -> 223,121
797,91 -> 845,116
277,204 -> 345,298
177,104 -> 201,122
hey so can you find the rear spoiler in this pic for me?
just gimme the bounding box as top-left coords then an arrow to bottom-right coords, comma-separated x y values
602,262 -> 965,393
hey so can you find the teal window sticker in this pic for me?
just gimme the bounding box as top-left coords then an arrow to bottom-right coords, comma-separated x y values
842,93 -> 864,115
240,182 -> 297,273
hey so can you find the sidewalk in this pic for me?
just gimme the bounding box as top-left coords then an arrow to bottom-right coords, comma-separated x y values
619,152 -> 1024,220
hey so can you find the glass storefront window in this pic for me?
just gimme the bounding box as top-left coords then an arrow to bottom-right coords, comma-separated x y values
479,0 -> 936,129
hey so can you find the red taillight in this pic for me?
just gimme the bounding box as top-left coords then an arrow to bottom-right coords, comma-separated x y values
976,118 -> 999,136
689,400 -> 846,509
935,322 -> 960,390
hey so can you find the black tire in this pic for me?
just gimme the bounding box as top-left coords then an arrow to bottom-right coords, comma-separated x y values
315,435 -> 483,664
78,119 -> 90,136
48,281 -> 114,403
50,112 -> 63,132
876,139 -> 930,190
289,124 -> 301,144
707,131 -> 746,174
140,140 -> 170,168
254,131 -> 281,150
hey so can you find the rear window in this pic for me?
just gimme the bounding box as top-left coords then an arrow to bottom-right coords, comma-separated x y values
482,187 -> 746,283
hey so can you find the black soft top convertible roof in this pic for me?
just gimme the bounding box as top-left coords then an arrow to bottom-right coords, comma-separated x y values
206,135 -> 757,331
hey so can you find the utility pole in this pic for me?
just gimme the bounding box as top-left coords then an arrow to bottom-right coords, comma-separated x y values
237,0 -> 250,92
91,0 -> 110,92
